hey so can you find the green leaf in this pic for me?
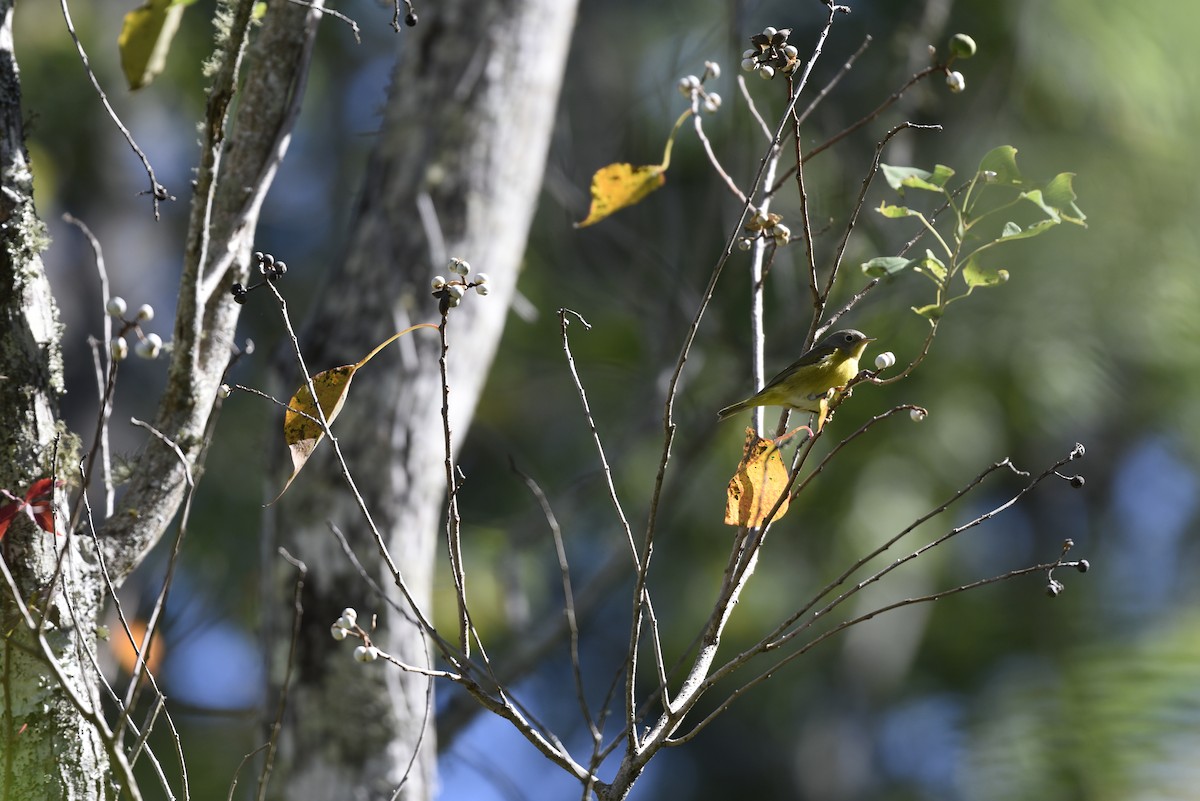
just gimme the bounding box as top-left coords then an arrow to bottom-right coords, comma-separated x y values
1019,189 -> 1062,223
915,250 -> 947,285
963,255 -> 1010,288
1041,172 -> 1087,225
118,0 -> 186,90
880,163 -> 955,193
861,256 -> 914,277
978,145 -> 1024,186
877,201 -> 921,219
999,218 -> 1060,242
912,303 -> 945,320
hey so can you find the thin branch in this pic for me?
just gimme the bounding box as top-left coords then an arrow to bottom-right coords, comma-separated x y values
558,310 -> 640,567
820,122 -> 941,306
736,75 -> 772,142
255,548 -> 307,801
795,34 -> 872,128
76,465 -> 181,797
62,214 -> 116,516
283,0 -> 361,42
117,419 -> 194,733
690,106 -> 746,203
509,461 -> 597,738
767,63 -> 942,196
227,744 -> 269,801
438,313 -> 471,653
58,0 -> 172,217
672,555 -> 1081,745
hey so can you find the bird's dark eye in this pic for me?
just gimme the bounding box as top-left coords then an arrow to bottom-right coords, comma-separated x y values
843,333 -> 854,342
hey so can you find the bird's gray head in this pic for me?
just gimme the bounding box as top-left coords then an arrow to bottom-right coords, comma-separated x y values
820,329 -> 873,353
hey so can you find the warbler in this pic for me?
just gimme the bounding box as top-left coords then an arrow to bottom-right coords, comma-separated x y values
717,329 -> 874,422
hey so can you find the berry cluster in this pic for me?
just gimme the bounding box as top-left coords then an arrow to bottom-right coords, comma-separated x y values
231,251 -> 288,304
738,209 -> 791,250
677,61 -> 722,114
330,606 -> 381,663
431,257 -> 489,314
106,296 -> 164,361
740,26 -> 799,80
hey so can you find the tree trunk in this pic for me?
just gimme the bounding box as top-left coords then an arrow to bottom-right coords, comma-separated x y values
266,0 -> 577,797
0,2 -> 110,796
1,0 -> 322,796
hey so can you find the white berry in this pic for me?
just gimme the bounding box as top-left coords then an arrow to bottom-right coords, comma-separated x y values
110,337 -> 128,361
874,351 -> 896,370
136,303 -> 154,322
105,297 -> 127,318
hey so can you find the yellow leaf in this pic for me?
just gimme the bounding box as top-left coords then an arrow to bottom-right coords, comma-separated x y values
724,430 -> 792,527
269,323 -> 437,504
271,364 -> 357,504
118,0 -> 186,91
575,162 -> 666,228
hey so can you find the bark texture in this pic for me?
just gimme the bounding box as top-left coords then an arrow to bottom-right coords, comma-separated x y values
267,0 -> 577,798
1,0 -> 322,797
0,2 -> 109,797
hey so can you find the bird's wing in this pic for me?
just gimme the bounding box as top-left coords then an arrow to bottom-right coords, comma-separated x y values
763,343 -> 836,387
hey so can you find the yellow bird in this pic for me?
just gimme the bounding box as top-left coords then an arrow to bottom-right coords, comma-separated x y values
717,329 -> 874,423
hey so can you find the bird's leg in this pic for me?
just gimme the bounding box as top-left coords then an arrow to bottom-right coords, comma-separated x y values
773,423 -> 814,446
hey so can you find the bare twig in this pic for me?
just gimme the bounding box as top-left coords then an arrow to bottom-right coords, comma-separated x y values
510,461 -> 597,738
795,34 -> 872,128
690,106 -> 747,203
75,465 -> 180,797
736,75 -> 772,142
284,0 -> 361,42
62,214 -> 116,516
673,554 -> 1080,744
558,310 -> 639,569
767,64 -> 942,196
819,122 -> 941,307
58,0 -> 173,217
227,744 -> 270,801
437,313 -> 472,655
256,548 -> 307,801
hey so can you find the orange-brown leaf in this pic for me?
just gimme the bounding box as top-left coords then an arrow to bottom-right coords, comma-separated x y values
575,162 -> 666,228
725,430 -> 791,527
111,618 -> 164,677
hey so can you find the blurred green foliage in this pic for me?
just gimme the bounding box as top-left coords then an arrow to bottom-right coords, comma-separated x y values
16,0 -> 1200,799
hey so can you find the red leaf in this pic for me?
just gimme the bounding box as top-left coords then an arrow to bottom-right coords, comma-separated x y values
0,478 -> 62,540
23,477 -> 56,503
0,503 -> 17,540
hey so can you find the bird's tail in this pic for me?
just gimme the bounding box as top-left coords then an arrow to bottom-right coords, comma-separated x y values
716,400 -> 749,421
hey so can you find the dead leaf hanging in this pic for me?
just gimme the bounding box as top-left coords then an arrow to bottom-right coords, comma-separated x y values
724,430 -> 791,527
269,323 -> 437,504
